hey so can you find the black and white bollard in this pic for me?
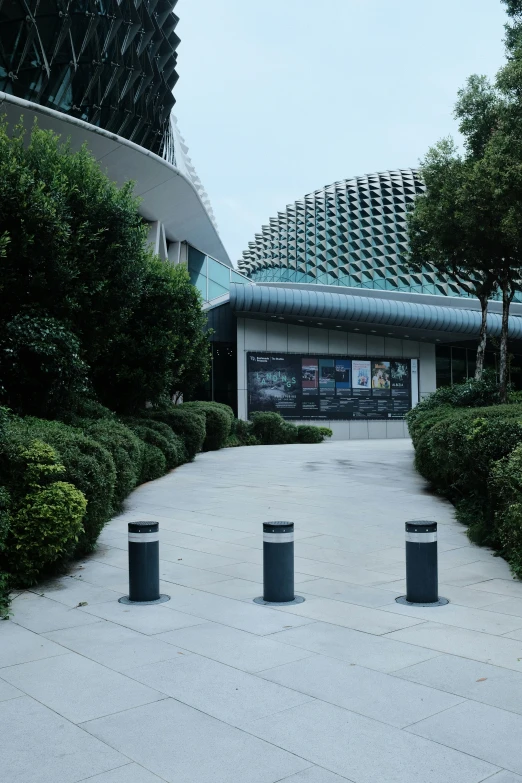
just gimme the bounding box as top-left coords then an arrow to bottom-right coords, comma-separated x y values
396,520 -> 448,607
254,521 -> 304,606
119,521 -> 170,605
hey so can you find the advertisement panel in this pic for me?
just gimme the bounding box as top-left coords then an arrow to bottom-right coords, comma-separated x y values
247,352 -> 415,420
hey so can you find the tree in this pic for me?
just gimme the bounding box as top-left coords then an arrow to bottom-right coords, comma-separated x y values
407,139 -> 498,379
0,118 -> 211,415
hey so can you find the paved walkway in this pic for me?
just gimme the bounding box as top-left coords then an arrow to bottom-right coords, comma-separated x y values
2,439 -> 522,783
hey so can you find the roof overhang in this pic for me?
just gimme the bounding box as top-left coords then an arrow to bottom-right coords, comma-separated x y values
0,92 -> 231,266
229,283 -> 522,346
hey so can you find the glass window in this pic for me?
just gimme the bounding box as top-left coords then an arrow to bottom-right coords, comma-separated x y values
452,348 -> 467,384
208,280 -> 229,300
208,258 -> 230,287
436,346 -> 451,388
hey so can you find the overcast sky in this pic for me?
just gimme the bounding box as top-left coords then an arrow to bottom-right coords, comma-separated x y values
174,0 -> 508,266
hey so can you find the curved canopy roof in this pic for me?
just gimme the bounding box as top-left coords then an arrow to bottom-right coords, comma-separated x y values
0,92 -> 231,265
229,283 -> 522,344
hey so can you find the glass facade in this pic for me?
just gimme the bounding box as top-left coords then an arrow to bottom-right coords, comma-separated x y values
435,344 -> 522,389
0,0 -> 179,158
238,169 -> 522,302
188,245 -> 250,303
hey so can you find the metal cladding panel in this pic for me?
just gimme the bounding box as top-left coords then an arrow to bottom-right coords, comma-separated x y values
229,283 -> 522,340
0,0 -> 179,159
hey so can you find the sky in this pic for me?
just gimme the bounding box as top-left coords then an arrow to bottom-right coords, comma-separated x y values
174,0 -> 508,266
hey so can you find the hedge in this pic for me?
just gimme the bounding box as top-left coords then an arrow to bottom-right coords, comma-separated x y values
181,401 -> 233,451
407,397 -> 522,576
145,405 -> 206,460
124,418 -> 186,469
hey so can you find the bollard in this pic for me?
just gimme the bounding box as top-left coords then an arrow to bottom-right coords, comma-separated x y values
118,521 -> 170,605
254,521 -> 304,606
396,520 -> 448,607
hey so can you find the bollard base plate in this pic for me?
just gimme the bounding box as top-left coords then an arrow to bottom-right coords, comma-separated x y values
118,594 -> 170,606
253,596 -> 305,606
396,595 -> 449,607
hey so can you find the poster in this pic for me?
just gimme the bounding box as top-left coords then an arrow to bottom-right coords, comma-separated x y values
371,361 -> 391,397
247,354 -> 301,415
247,352 -> 414,420
319,359 -> 335,396
391,360 -> 410,398
352,360 -> 372,396
335,359 -> 352,397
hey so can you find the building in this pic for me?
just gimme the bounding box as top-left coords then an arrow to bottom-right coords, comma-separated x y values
0,0 -> 229,268
200,169 -> 522,439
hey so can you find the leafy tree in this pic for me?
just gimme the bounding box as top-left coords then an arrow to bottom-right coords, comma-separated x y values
407,139 -> 498,379
0,118 -> 211,414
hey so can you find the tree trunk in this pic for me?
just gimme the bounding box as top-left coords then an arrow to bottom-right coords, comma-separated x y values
475,295 -> 488,380
499,278 -> 511,403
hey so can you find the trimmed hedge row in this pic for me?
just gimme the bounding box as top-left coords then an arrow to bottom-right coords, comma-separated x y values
0,402 -> 330,616
407,398 -> 522,578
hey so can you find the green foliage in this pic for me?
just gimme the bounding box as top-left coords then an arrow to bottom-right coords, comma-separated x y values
0,119 -> 211,417
0,571 -> 10,619
181,402 -> 233,451
410,401 -> 522,574
5,481 -> 86,586
7,418 -> 116,554
78,419 -> 142,507
139,443 -> 166,483
297,425 -> 326,444
318,427 -> 333,438
124,418 -> 185,469
250,412 -> 300,445
232,419 -> 260,446
0,315 -> 89,417
146,406 -> 206,461
0,486 -> 9,553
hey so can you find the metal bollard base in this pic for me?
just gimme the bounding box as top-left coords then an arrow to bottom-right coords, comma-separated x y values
395,595 -> 449,608
253,596 -> 305,606
118,594 -> 170,606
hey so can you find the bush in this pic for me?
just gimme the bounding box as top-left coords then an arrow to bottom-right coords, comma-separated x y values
5,481 -> 86,586
318,427 -> 333,438
181,402 -> 232,451
231,419 -> 259,446
146,406 -> 205,460
79,419 -> 142,507
124,418 -> 186,469
5,418 -> 116,554
297,425 -> 326,444
0,486 -> 10,619
409,400 -> 522,571
250,412 -> 300,445
140,442 -> 166,483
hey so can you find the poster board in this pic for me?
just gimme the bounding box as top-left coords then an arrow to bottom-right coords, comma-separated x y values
247,352 -> 417,420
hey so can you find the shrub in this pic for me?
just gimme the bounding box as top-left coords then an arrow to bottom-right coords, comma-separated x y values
124,418 -> 186,469
6,418 -> 116,554
0,486 -> 10,619
0,571 -> 9,619
181,402 -> 232,451
232,419 -> 260,446
250,412 -> 299,445
140,442 -> 166,483
5,481 -> 86,586
297,425 -> 325,444
146,406 -> 205,460
318,427 -> 333,438
79,419 -> 142,506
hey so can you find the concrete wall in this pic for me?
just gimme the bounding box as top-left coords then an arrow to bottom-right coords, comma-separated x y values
237,317 -> 437,440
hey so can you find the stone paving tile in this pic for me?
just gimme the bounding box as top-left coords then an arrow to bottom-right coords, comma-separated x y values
82,698 -> 310,783
158,559 -> 234,587
259,654 -> 463,728
294,579 -> 406,608
29,576 -> 121,607
0,652 -> 164,723
197,577 -> 266,599
161,590 -> 314,635
209,561 -> 317,583
406,700 -> 522,775
278,768 -> 355,782
276,595 -> 425,635
157,621 -> 315,672
269,621 -> 441,672
394,654 -> 522,716
44,621 -> 190,673
432,584 -> 509,609
487,597 -> 522,618
8,592 -> 102,634
0,622 -> 68,668
485,772 -> 522,783
244,700 -> 498,783
0,678 -> 23,702
387,623 -> 522,673
471,579 -> 522,599
77,765 -> 166,782
77,599 -> 204,635
69,560 -> 129,589
1,696 -> 127,783
381,599 -> 522,635
126,653 -> 313,727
